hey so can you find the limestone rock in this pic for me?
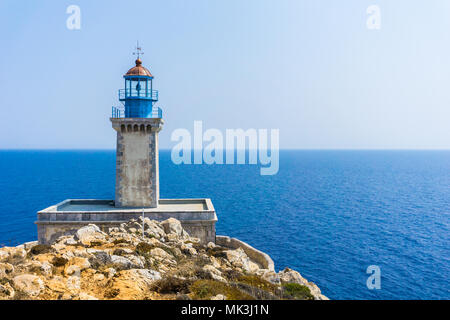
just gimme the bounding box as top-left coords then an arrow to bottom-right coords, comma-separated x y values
305,281 -> 328,300
0,247 -> 26,263
225,248 -> 260,273
52,236 -> 76,250
72,248 -> 90,258
109,268 -> 161,299
278,267 -> 308,286
69,257 -> 91,271
12,274 -> 44,297
79,292 -> 98,300
19,241 -> 38,250
0,262 -> 14,278
130,269 -> 161,283
111,255 -> 134,270
161,218 -> 188,239
211,294 -> 226,300
126,255 -> 145,269
65,265 -> 81,276
209,256 -> 221,269
61,251 -> 75,260
140,217 -> 166,239
0,282 -> 15,298
93,273 -> 105,281
203,265 -> 226,282
106,267 -> 117,278
257,269 -> 281,284
150,248 -> 172,260
278,267 -> 328,300
65,237 -> 78,246
166,233 -> 179,242
0,250 -> 9,262
40,261 -> 53,277
75,224 -> 107,246
187,247 -> 198,256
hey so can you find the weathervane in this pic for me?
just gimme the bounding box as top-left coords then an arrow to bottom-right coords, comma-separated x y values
133,41 -> 144,59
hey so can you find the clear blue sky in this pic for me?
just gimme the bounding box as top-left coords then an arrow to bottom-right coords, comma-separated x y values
0,0 -> 449,149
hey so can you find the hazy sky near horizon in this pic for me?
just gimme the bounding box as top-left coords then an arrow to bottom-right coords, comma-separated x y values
0,0 -> 449,149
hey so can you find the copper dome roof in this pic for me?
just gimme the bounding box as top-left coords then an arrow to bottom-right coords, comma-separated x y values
124,58 -> 153,77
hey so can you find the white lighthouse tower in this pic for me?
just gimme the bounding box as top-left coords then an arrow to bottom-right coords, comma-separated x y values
111,48 -> 163,208
36,47 -> 217,244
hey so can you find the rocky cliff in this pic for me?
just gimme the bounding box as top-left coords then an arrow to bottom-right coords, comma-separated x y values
0,218 -> 328,300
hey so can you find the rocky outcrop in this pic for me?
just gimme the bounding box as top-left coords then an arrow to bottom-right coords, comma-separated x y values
216,236 -> 275,271
0,218 -> 328,300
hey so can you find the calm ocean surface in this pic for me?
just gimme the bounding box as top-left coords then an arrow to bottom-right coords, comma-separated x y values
0,150 -> 448,299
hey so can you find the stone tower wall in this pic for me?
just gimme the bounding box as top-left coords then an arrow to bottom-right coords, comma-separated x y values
112,118 -> 162,208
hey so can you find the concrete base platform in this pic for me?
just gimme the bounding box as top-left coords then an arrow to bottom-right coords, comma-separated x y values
36,199 -> 217,244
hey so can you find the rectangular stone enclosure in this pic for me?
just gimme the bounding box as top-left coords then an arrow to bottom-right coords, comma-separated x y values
36,199 -> 217,244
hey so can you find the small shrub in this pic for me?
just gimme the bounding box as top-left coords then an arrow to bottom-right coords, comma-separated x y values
153,277 -> 192,294
282,283 -> 314,300
6,256 -> 25,265
149,258 -> 160,270
104,288 -> 120,299
161,246 -> 178,258
89,252 -> 111,269
192,255 -> 210,268
189,280 -> 254,300
97,263 -> 119,277
112,248 -> 129,256
30,244 -> 52,255
170,259 -> 195,279
193,268 -> 213,280
207,247 -> 228,259
172,256 -> 214,280
51,256 -> 68,267
13,289 -> 31,300
238,275 -> 279,294
88,241 -> 103,247
192,243 -> 206,254
176,293 -> 192,300
135,242 -> 155,255
232,282 -> 280,300
112,239 -> 129,245
28,264 -> 49,276
223,269 -> 243,282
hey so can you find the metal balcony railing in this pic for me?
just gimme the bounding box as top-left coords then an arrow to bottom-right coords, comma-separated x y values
118,89 -> 158,100
111,106 -> 124,118
151,106 -> 163,118
111,106 -> 163,119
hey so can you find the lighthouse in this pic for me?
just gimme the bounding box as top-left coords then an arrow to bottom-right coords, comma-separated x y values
111,54 -> 162,208
36,47 -> 217,244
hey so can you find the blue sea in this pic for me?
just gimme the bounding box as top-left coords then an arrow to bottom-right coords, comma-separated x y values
0,150 -> 448,300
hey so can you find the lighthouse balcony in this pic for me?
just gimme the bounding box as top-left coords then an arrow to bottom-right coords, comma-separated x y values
111,106 -> 162,119
119,88 -> 158,101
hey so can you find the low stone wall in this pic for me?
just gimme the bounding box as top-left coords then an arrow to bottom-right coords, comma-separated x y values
37,221 -> 120,245
216,235 -> 275,271
37,220 -> 216,245
182,220 -> 215,244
